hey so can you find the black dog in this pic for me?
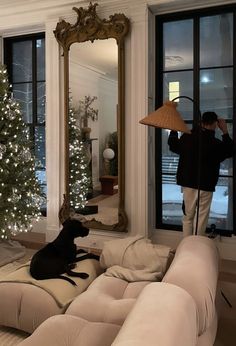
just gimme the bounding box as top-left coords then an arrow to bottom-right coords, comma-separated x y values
30,218 -> 99,286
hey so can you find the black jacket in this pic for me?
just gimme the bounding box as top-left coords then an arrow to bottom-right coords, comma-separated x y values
168,127 -> 234,192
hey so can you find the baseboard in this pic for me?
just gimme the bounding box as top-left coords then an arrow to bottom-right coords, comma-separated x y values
11,232 -> 102,255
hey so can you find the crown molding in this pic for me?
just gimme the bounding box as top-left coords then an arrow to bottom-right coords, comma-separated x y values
148,0 -> 236,15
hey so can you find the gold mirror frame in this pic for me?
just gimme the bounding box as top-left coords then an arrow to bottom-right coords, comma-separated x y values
54,2 -> 130,231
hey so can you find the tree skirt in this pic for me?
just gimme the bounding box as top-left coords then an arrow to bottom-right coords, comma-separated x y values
0,240 -> 26,267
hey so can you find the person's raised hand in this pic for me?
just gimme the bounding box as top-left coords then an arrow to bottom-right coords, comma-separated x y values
217,118 -> 228,134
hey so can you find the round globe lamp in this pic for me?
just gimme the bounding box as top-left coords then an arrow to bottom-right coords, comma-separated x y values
103,148 -> 115,160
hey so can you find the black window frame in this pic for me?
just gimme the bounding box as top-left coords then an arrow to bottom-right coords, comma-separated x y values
155,4 -> 236,234
4,33 -> 46,215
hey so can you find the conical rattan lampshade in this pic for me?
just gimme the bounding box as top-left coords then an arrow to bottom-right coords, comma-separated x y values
140,100 -> 190,133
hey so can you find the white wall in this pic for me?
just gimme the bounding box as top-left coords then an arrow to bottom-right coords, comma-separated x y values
0,0 -> 235,258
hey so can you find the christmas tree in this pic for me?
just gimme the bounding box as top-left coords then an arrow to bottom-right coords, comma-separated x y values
69,101 -> 91,211
0,65 -> 43,239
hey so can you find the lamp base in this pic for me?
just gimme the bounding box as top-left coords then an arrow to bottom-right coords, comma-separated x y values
205,224 -> 233,238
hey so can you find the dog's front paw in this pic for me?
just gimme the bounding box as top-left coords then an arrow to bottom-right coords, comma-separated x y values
79,272 -> 89,279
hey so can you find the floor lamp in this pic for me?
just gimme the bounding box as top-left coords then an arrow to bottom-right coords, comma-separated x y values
140,96 -> 203,236
140,96 -> 232,308
140,98 -> 232,308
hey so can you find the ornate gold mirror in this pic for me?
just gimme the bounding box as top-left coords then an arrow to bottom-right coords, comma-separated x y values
54,2 -> 130,231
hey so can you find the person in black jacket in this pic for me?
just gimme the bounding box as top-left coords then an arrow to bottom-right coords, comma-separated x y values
168,111 -> 234,237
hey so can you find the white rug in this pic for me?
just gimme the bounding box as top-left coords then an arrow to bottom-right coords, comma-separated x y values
0,240 -> 26,267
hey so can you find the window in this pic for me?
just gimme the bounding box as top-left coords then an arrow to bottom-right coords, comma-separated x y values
155,5 -> 235,233
4,34 -> 46,213
168,81 -> 180,101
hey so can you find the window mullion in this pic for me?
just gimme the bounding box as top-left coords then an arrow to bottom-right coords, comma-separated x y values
232,11 -> 236,234
193,16 -> 200,125
32,38 -> 37,128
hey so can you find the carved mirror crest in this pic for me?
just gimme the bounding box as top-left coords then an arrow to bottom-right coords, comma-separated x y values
54,2 -> 130,231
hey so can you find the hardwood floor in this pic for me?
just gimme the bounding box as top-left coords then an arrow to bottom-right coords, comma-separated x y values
214,259 -> 236,346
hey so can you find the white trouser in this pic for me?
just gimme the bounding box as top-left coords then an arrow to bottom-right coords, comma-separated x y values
182,187 -> 213,237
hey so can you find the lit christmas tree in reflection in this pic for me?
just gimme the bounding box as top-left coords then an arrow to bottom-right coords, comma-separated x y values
69,99 -> 91,211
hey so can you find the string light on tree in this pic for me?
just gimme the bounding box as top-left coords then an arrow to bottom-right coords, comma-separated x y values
68,100 -> 90,211
0,64 -> 44,239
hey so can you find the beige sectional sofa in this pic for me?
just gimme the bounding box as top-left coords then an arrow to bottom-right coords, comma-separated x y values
0,258 -> 103,333
18,235 -> 220,346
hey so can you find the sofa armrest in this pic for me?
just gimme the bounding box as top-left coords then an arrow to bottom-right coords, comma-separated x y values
112,282 -> 198,346
163,235 -> 219,335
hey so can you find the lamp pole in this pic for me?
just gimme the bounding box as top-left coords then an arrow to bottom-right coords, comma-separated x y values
171,95 -> 202,236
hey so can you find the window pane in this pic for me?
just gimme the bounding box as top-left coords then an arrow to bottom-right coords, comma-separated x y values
37,39 -> 45,80
36,170 -> 47,210
163,19 -> 193,71
35,126 -> 46,168
162,129 -> 177,158
209,177 -> 233,231
162,170 -> 233,230
13,83 -> 32,123
163,71 -> 193,120
200,68 -> 233,119
216,123 -> 233,177
162,153 -> 178,183
200,14 -> 233,68
37,82 -> 45,123
36,170 -> 46,187
219,157 -> 233,178
162,131 -> 182,226
162,184 -> 182,225
162,131 -> 178,178
12,41 -> 32,82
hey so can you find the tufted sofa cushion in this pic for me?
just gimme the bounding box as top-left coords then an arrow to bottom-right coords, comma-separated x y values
66,273 -> 150,325
0,283 -> 62,333
0,259 -> 103,333
17,314 -> 121,346
17,235 -> 219,346
18,282 -> 199,346
112,282 -> 198,346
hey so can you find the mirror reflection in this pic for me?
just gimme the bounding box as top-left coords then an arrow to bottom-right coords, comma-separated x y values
54,2 -> 130,231
69,39 -> 119,225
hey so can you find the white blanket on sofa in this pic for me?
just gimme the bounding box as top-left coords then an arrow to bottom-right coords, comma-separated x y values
100,236 -> 173,282
0,259 -> 103,308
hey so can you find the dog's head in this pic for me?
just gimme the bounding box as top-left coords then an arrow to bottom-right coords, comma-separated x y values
62,218 -> 89,238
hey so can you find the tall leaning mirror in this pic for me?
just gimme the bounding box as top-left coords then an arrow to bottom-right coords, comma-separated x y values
54,2 -> 130,231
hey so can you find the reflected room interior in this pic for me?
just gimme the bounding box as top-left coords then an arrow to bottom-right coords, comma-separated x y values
69,40 -> 119,225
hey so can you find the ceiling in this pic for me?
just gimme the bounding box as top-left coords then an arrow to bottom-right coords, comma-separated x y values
69,38 -> 118,80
